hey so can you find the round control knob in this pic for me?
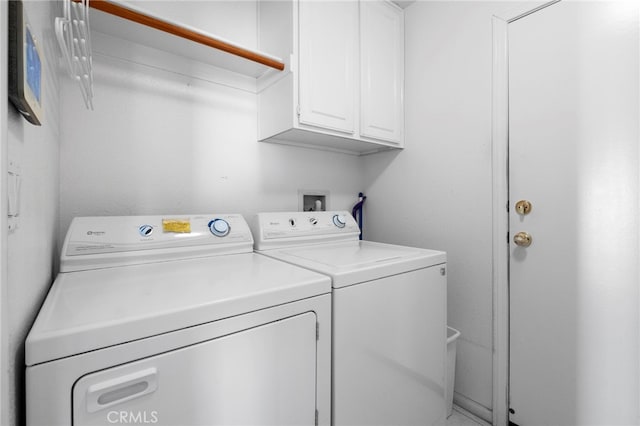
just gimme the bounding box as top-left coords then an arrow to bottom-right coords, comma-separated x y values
332,214 -> 347,228
139,225 -> 154,237
208,219 -> 230,237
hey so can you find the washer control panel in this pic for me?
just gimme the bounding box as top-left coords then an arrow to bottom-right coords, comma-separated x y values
254,211 -> 360,250
61,214 -> 253,272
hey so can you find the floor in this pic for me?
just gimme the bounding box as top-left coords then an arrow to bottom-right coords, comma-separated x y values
446,406 -> 492,426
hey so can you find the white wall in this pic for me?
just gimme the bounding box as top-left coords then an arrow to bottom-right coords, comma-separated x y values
363,2 -> 515,420
364,2 -> 640,424
59,2 -> 364,247
5,1 -> 62,424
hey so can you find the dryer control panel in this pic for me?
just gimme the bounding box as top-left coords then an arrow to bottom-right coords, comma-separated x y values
254,211 -> 361,250
61,214 -> 253,272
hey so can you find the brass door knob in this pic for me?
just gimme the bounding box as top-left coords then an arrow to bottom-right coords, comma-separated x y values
513,231 -> 532,247
515,200 -> 532,215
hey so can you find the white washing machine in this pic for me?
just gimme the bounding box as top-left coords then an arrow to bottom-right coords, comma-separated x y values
26,214 -> 332,426
254,211 -> 447,426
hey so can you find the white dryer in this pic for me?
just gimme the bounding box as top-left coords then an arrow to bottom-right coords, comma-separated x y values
26,214 -> 331,426
254,211 -> 447,426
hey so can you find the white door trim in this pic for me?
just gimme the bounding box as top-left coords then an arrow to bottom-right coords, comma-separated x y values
491,2 -> 562,425
490,14 -> 509,426
0,0 -> 8,423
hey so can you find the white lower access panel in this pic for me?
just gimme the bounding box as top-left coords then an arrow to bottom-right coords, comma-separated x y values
73,313 -> 316,426
333,267 -> 447,425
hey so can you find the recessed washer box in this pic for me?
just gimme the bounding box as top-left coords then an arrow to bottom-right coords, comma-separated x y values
298,189 -> 329,212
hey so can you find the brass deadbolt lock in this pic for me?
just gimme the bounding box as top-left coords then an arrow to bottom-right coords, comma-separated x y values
513,231 -> 532,247
515,200 -> 532,215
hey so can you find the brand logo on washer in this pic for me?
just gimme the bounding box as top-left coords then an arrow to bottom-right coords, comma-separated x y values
86,231 -> 106,236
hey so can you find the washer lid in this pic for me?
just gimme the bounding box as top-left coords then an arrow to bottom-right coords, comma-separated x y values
262,240 -> 446,288
25,253 -> 330,366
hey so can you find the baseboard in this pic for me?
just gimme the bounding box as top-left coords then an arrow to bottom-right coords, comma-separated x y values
453,392 -> 493,424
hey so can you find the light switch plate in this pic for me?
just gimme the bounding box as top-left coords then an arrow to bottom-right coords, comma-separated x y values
8,160 -> 21,232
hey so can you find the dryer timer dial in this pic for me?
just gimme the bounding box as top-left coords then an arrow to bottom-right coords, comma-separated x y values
208,219 -> 231,237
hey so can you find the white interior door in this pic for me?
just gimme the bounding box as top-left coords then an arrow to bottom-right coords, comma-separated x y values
508,2 -> 639,425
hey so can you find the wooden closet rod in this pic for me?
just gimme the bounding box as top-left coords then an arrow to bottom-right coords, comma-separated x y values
79,0 -> 286,71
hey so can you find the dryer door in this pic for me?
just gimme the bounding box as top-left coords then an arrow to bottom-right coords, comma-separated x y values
72,312 -> 318,426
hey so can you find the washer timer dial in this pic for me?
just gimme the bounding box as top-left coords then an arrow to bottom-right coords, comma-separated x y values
332,214 -> 347,228
208,219 -> 231,237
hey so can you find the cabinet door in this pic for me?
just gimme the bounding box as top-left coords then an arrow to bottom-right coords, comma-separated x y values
298,1 -> 357,134
360,1 -> 404,144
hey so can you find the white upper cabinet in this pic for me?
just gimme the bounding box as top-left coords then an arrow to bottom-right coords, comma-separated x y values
298,1 -> 358,134
258,0 -> 404,156
360,1 -> 404,143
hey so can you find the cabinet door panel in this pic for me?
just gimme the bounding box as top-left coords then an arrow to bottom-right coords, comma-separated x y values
360,1 -> 403,144
298,1 -> 357,134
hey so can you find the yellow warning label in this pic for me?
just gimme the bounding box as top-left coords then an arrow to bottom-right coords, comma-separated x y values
162,219 -> 191,233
